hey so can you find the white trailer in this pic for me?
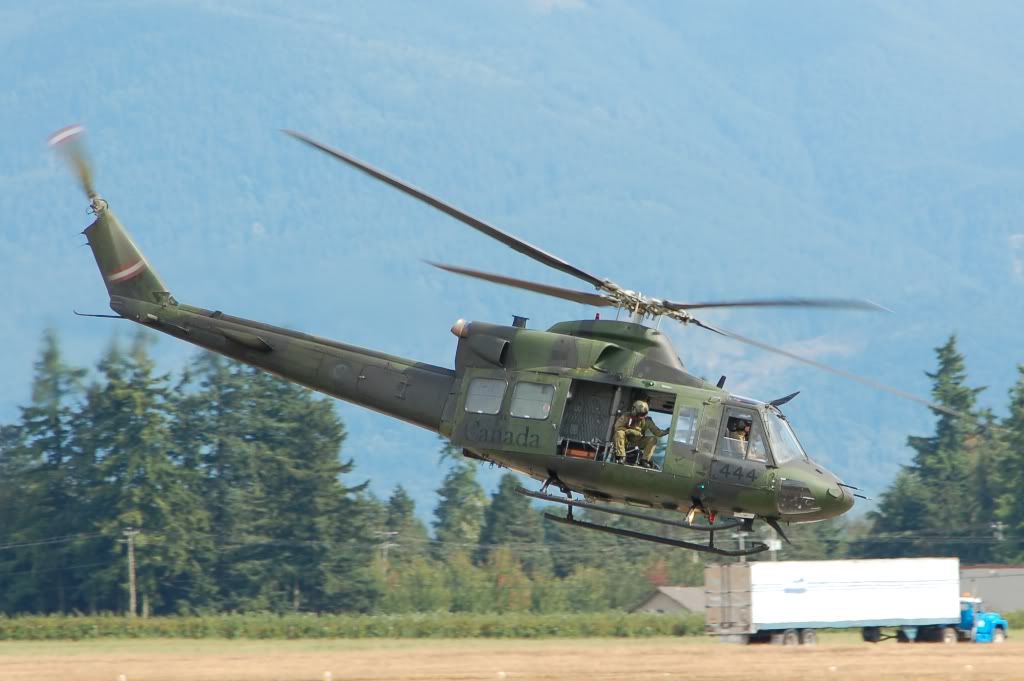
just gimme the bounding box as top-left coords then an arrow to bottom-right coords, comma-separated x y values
705,558 -> 962,645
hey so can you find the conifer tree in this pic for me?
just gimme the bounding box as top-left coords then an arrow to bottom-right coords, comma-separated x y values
80,333 -> 212,615
0,331 -> 89,613
433,458 -> 487,555
171,353 -> 260,609
863,336 -> 982,559
477,473 -> 549,576
223,366 -> 376,612
384,485 -> 430,562
996,366 -> 1024,560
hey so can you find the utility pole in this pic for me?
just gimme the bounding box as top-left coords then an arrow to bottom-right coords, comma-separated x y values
376,531 -> 398,573
123,528 -> 140,618
731,532 -> 747,562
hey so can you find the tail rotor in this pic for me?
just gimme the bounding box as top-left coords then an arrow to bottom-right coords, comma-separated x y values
49,124 -> 169,304
48,124 -> 106,211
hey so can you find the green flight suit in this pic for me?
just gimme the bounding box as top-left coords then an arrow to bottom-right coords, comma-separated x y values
613,413 -> 669,463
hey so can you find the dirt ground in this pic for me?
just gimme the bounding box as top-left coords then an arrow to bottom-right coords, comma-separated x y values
0,636 -> 1021,681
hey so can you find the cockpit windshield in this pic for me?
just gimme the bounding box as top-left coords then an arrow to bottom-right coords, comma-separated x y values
764,410 -> 808,464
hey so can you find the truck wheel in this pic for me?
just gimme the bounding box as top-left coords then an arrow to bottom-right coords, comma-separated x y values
800,629 -> 818,646
782,629 -> 800,646
941,627 -> 958,644
993,628 -> 1006,644
862,627 -> 881,643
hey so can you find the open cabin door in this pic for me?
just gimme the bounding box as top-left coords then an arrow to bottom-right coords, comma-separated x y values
556,379 -> 676,468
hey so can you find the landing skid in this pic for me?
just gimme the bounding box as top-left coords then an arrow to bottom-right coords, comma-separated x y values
516,487 -> 769,557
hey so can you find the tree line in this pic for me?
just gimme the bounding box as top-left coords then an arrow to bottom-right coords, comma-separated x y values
0,331 -> 1021,616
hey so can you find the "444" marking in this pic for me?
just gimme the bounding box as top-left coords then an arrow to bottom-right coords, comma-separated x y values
714,463 -> 757,483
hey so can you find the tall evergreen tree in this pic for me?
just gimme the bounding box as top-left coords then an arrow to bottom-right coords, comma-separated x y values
80,333 -> 212,615
224,366 -> 377,613
477,473 -> 549,576
862,336 -> 985,559
433,459 -> 487,556
0,331 -> 89,613
384,485 -> 430,562
996,366 -> 1024,560
171,353 -> 259,609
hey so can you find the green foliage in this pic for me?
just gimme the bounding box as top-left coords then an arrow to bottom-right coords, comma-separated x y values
1004,610 -> 1024,630
0,333 -> 379,616
856,336 -> 1001,562
432,457 -> 487,555
4,328 -> 1024,620
995,367 -> 1024,561
0,612 -> 705,640
477,474 -> 548,574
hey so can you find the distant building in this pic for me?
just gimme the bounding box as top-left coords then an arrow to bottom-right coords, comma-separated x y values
960,565 -> 1024,613
632,586 -> 705,614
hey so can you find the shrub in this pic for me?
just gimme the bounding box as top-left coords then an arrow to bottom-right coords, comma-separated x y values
0,612 -> 705,640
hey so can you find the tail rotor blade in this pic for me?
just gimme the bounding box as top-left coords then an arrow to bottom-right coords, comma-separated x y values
48,124 -> 97,199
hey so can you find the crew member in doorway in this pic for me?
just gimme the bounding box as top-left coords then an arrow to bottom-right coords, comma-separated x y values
613,400 -> 669,468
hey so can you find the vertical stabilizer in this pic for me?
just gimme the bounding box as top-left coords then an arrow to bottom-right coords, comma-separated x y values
49,124 -> 172,305
84,200 -> 170,304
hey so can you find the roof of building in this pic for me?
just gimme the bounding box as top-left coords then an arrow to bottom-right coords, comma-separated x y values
642,586 -> 705,612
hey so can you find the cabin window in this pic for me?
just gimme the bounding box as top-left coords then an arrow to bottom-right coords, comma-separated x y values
465,377 -> 506,414
673,406 -> 699,447
510,381 -> 555,420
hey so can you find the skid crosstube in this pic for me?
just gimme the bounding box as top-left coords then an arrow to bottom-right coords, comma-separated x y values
515,487 -> 743,532
517,487 -> 769,556
542,514 -> 768,557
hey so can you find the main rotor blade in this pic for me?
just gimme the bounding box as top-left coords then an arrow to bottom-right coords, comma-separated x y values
427,261 -> 614,307
663,297 -> 890,312
690,319 -> 970,420
285,130 -> 608,290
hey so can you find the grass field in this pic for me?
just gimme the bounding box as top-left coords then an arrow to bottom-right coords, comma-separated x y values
0,634 -> 1019,681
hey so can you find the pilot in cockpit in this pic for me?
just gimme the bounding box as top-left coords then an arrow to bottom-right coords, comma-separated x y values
724,416 -> 752,457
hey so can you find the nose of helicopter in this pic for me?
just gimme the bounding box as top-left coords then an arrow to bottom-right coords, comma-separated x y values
822,479 -> 855,515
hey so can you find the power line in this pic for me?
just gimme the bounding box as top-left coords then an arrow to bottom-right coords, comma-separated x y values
0,532 -> 108,552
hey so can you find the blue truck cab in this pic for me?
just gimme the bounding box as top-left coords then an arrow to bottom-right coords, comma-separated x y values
960,597 -> 1009,643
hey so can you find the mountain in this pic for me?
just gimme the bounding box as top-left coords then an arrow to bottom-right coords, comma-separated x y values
2,0 -> 1023,513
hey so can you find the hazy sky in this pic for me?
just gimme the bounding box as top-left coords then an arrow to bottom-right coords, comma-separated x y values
3,1 -> 1023,512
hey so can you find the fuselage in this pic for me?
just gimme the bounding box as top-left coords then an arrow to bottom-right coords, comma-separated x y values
87,205 -> 852,529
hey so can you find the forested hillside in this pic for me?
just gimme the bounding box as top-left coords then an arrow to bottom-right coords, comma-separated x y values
0,330 -> 1021,616
3,1 -> 1024,511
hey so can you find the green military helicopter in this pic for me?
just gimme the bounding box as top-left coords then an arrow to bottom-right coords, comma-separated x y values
54,124 -> 936,557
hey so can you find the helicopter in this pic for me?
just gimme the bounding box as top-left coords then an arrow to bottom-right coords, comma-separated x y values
53,124 -> 947,557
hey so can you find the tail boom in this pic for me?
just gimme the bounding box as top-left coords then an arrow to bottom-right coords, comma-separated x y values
84,204 -> 454,432
109,295 -> 456,432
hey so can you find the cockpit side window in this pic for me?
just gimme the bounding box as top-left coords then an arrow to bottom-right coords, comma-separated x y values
718,407 -> 754,460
